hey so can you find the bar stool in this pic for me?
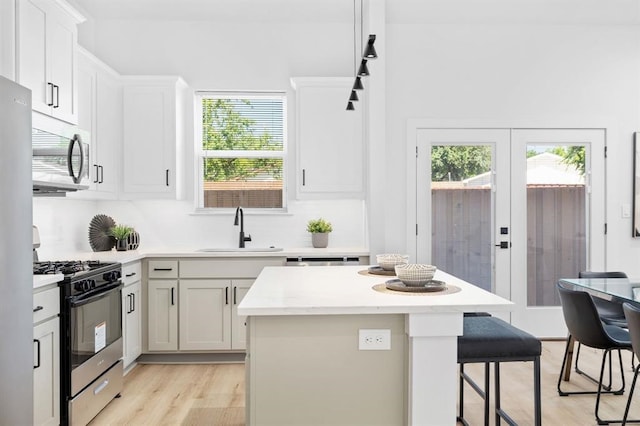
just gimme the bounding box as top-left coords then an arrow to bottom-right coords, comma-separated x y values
457,315 -> 542,426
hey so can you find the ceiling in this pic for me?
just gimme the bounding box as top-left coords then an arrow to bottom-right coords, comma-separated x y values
68,0 -> 640,25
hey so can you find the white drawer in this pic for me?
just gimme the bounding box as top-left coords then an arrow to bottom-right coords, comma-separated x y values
179,258 -> 285,278
33,287 -> 59,324
122,261 -> 142,286
147,260 -> 178,278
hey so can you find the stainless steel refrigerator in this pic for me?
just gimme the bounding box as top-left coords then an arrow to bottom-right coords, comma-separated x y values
0,75 -> 33,424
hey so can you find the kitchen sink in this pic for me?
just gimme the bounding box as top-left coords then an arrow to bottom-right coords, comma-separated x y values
197,247 -> 284,253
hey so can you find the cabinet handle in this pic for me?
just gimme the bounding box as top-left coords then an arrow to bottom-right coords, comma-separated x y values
225,287 -> 229,305
171,287 -> 175,306
132,293 -> 135,312
53,84 -> 59,108
125,272 -> 137,277
33,305 -> 44,313
99,165 -> 104,184
233,286 -> 237,305
93,164 -> 99,183
33,339 -> 41,369
47,82 -> 54,106
166,169 -> 170,186
127,294 -> 133,314
154,268 -> 173,271
302,169 -> 306,186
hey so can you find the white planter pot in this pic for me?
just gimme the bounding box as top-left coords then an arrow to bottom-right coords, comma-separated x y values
311,233 -> 329,248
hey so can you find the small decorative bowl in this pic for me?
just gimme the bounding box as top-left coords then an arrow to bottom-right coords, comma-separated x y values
394,264 -> 437,286
376,254 -> 409,271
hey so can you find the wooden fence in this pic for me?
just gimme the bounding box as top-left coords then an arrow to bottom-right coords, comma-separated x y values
431,185 -> 586,306
203,181 -> 282,208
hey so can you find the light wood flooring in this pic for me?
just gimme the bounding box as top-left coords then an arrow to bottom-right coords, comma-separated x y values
90,341 -> 639,425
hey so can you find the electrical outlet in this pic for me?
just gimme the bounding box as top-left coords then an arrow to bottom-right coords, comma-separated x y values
358,329 -> 391,350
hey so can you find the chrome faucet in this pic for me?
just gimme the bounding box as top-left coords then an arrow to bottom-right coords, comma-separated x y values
234,206 -> 252,248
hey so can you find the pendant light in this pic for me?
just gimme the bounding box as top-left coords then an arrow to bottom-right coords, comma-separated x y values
363,34 -> 377,59
357,60 -> 369,77
347,0 -> 378,109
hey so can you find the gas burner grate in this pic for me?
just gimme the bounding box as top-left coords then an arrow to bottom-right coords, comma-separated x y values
33,260 -> 103,275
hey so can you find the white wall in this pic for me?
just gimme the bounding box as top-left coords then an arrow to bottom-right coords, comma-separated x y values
380,17 -> 640,273
32,16 -> 369,254
35,2 -> 640,275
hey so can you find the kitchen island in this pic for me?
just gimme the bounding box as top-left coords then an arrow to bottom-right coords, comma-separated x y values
238,265 -> 513,426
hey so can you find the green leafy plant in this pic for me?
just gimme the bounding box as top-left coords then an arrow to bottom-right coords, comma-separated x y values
109,224 -> 133,240
306,218 -> 333,234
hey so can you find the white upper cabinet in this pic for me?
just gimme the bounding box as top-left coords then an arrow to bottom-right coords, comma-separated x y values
122,76 -> 188,199
75,48 -> 121,198
16,0 -> 84,124
291,77 -> 364,199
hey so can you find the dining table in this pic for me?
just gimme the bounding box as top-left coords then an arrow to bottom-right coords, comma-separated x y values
557,277 -> 640,381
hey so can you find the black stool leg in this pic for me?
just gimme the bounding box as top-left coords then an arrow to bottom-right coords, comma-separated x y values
459,363 -> 465,422
485,362 -> 490,426
495,362 -> 501,426
534,356 -> 542,426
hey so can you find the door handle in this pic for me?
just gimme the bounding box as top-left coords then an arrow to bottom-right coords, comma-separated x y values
53,84 -> 60,108
495,241 -> 510,249
33,339 -> 41,369
93,164 -> 99,183
99,165 -> 104,184
47,82 -> 54,106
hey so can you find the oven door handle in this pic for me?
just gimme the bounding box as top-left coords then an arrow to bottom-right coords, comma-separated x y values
70,282 -> 123,307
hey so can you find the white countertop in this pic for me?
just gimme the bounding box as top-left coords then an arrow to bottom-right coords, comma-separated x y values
33,274 -> 63,290
238,265 -> 514,316
36,247 -> 369,263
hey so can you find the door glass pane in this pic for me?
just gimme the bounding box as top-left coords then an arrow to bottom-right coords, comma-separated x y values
527,145 -> 586,306
431,145 -> 493,291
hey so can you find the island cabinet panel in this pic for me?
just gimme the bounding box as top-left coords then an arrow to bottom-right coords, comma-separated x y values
246,314 -> 407,426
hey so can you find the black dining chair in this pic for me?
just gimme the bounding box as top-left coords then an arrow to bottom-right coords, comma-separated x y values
622,303 -> 640,425
557,283 -> 633,425
576,271 -> 630,388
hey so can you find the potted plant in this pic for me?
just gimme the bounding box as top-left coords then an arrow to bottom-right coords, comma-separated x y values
110,224 -> 133,251
306,218 -> 332,248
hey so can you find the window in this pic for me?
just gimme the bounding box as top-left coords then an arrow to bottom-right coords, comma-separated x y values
195,92 -> 286,209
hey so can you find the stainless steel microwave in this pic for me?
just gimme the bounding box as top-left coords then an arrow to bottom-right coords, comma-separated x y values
32,115 -> 90,195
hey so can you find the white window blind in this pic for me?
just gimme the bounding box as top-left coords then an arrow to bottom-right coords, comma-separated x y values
197,92 -> 286,209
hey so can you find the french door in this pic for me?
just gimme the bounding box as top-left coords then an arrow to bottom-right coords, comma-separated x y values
414,127 -> 605,337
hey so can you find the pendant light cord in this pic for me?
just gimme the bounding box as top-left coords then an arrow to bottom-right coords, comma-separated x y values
353,0 -> 356,77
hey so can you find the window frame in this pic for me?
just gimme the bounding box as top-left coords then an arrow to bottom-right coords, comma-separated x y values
194,90 -> 288,212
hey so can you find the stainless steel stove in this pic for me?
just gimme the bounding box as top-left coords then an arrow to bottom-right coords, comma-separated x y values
34,259 -> 124,425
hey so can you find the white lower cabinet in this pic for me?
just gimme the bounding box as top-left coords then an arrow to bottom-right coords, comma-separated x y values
122,261 -> 142,369
179,279 -> 230,350
147,279 -> 179,351
231,279 -> 253,350
33,286 -> 60,426
145,258 -> 284,352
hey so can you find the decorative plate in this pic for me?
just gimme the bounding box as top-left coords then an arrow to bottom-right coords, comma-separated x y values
368,266 -> 396,276
88,214 -> 116,252
385,279 -> 447,293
